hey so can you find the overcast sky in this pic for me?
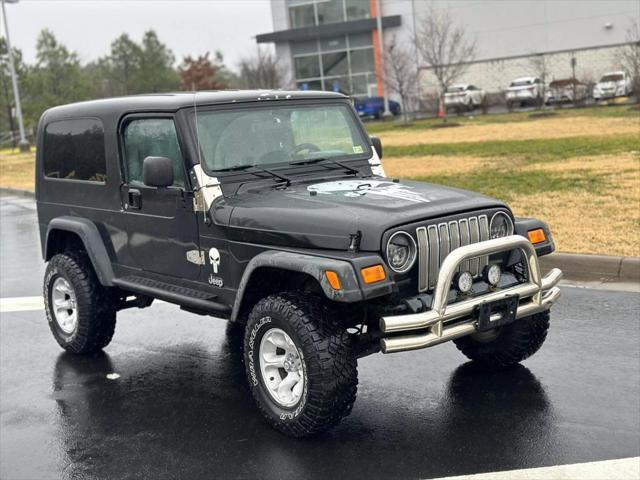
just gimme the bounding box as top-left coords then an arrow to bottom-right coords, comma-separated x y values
2,0 -> 275,71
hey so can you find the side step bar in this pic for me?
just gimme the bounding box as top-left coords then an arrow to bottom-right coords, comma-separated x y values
113,275 -> 230,315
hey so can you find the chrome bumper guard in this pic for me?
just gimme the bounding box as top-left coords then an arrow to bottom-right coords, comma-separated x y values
380,235 -> 563,354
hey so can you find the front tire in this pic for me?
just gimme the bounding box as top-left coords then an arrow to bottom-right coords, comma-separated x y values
453,311 -> 550,367
244,293 -> 358,437
44,252 -> 117,355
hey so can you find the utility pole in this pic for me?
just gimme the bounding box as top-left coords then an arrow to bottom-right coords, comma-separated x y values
375,0 -> 392,120
1,0 -> 29,152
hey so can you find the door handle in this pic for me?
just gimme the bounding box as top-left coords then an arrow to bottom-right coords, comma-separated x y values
128,189 -> 142,210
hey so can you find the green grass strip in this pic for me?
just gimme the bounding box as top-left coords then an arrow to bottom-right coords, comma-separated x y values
385,134 -> 640,160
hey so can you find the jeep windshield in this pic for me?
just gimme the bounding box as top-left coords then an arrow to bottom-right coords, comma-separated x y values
193,103 -> 371,173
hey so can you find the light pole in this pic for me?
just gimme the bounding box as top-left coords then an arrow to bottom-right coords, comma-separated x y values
375,0 -> 392,120
1,0 -> 29,152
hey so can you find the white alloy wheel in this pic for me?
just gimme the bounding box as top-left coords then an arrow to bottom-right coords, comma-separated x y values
51,276 -> 78,334
259,327 -> 305,408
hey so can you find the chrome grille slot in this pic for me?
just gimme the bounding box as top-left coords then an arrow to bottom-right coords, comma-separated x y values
417,214 -> 490,292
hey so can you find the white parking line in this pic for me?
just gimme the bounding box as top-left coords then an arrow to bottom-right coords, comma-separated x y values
432,457 -> 640,480
0,296 -> 45,313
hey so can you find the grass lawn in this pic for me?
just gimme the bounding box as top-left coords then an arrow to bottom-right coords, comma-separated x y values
1,105 -> 638,256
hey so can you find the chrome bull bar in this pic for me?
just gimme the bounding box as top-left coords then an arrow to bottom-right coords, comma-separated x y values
380,235 -> 563,354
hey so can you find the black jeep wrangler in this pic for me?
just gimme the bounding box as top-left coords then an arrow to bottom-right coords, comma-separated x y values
36,91 -> 562,437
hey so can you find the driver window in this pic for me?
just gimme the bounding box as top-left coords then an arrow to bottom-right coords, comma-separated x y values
123,118 -> 186,188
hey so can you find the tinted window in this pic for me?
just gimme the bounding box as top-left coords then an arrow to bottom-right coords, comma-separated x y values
123,118 -> 185,188
43,118 -> 106,182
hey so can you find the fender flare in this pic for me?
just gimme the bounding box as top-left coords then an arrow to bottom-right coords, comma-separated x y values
514,217 -> 555,257
45,216 -> 115,286
230,250 -> 365,322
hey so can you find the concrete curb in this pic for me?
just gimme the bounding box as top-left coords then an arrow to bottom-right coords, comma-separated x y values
540,252 -> 640,284
0,187 -> 35,198
1,187 -> 638,284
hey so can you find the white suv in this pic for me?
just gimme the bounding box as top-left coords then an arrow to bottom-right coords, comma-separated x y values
506,76 -> 545,109
444,84 -> 487,112
593,71 -> 633,101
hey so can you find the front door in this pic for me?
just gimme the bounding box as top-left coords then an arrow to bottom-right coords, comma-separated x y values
117,115 -> 201,281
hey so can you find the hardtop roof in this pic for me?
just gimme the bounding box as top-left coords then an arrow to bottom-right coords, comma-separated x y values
40,90 -> 349,122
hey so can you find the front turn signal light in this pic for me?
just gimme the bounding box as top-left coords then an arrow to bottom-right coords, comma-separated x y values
325,271 -> 342,290
528,228 -> 547,244
361,265 -> 386,284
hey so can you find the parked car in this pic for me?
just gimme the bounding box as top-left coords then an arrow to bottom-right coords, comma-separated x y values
593,71 -> 633,101
545,78 -> 588,105
505,76 -> 545,109
444,84 -> 487,112
354,96 -> 401,119
36,90 -> 561,438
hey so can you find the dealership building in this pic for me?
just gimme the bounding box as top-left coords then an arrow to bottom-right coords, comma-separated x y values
256,0 -> 639,99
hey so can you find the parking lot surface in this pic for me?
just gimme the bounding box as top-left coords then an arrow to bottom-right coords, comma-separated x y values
1,193 -> 639,480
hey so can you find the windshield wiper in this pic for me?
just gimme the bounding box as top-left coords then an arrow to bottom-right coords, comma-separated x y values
290,157 -> 360,175
216,164 -> 291,186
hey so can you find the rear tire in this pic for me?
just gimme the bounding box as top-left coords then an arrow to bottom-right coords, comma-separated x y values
453,311 -> 550,367
244,293 -> 358,437
44,252 -> 117,355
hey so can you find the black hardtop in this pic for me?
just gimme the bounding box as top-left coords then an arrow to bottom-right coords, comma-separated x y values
40,90 -> 349,122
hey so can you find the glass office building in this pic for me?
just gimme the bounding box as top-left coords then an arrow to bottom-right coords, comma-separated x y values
257,0 -> 401,96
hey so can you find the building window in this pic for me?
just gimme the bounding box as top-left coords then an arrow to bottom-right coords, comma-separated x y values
291,32 -> 376,95
297,79 -> 323,91
43,118 -> 107,182
345,0 -> 370,21
349,47 -> 374,73
316,0 -> 343,25
295,55 -> 321,79
289,2 -> 316,28
322,51 -> 348,76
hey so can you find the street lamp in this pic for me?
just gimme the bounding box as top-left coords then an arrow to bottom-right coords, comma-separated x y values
375,0 -> 392,120
1,0 -> 29,152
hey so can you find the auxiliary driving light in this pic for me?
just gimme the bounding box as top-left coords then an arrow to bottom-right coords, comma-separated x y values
455,271 -> 473,293
483,264 -> 502,286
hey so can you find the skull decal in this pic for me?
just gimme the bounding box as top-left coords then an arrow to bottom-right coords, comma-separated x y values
209,248 -> 221,274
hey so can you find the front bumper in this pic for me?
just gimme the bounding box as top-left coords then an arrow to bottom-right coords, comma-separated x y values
379,235 -> 562,353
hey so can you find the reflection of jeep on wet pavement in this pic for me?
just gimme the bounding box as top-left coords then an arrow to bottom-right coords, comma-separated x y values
36,90 -> 562,437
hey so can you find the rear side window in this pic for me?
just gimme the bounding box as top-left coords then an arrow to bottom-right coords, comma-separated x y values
43,118 -> 106,182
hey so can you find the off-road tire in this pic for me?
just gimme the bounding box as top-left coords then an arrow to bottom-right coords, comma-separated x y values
453,311 -> 550,367
243,293 -> 358,437
44,252 -> 117,354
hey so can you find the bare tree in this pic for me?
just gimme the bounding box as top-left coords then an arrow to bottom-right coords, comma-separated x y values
618,19 -> 640,94
383,35 -> 418,124
415,4 -> 476,120
237,47 -> 288,89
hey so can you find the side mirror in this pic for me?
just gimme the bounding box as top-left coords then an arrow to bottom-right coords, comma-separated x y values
370,136 -> 383,159
142,156 -> 174,188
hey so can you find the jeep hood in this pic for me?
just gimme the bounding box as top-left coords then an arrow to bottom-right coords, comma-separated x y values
218,178 -> 507,251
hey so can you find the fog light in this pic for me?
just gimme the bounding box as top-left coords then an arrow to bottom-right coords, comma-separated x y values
483,264 -> 502,286
455,271 -> 473,293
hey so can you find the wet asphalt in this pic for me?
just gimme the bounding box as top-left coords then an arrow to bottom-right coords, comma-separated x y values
1,193 -> 639,480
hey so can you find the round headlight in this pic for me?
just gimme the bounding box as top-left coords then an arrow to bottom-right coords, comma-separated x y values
490,212 -> 514,239
386,231 -> 417,273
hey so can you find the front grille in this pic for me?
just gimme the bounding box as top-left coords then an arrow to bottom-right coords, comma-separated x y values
416,215 -> 490,291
